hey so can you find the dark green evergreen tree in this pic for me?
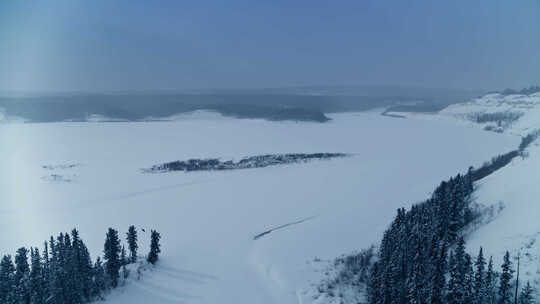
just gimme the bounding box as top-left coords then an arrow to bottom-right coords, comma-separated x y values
71,228 -> 94,303
92,257 -> 107,300
48,235 -> 64,304
103,228 -> 122,288
14,247 -> 31,304
498,251 -> 513,304
519,281 -> 534,304
121,245 -> 127,266
147,230 -> 161,264
484,256 -> 496,304
68,229 -> 84,303
0,255 -> 16,304
473,247 -> 486,304
63,232 -> 82,304
367,262 -> 382,304
53,233 -> 68,304
447,238 -> 467,304
29,248 -> 46,304
41,241 -> 50,301
120,246 -> 129,281
126,225 -> 138,263
14,247 -> 30,280
464,253 -> 474,304
407,233 -> 428,304
79,241 -> 94,302
430,244 -> 447,304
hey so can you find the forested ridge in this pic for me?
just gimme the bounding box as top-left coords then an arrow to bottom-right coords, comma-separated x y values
321,131 -> 540,304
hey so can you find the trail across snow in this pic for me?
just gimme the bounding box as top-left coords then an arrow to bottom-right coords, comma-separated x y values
0,112 -> 518,304
253,216 -> 316,240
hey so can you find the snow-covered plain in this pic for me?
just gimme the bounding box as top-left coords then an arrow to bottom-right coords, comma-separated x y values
0,112 -> 518,304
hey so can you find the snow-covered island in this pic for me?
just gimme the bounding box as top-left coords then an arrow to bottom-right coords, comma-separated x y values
143,153 -> 349,173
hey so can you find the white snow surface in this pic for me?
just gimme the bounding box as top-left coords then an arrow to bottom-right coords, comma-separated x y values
0,112 -> 518,304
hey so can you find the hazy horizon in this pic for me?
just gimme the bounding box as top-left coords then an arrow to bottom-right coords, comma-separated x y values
0,84 -> 485,97
2,0 -> 539,93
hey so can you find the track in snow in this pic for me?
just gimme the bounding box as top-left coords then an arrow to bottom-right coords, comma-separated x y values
253,216 -> 316,240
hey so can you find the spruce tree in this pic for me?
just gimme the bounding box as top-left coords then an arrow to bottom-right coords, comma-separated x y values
14,247 -> 31,304
0,255 -> 16,304
484,256 -> 496,304
72,229 -> 93,302
464,253 -> 474,304
41,241 -> 50,301
92,257 -> 107,300
447,238 -> 467,304
29,248 -> 46,304
69,229 -> 84,303
63,232 -> 82,304
120,246 -> 129,281
147,230 -> 161,265
407,233 -> 424,304
14,247 -> 30,281
430,244 -> 447,304
126,225 -> 138,263
53,233 -> 68,304
48,235 -> 64,304
103,228 -> 122,288
498,251 -> 513,304
121,245 -> 127,266
367,262 -> 382,304
78,242 -> 94,302
519,281 -> 534,304
474,247 -> 486,304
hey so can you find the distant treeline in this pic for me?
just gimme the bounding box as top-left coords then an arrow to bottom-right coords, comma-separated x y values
470,151 -> 519,181
519,129 -> 540,151
0,86 -> 481,123
473,112 -> 522,125
500,85 -> 540,96
0,95 -> 330,123
471,129 -> 540,181
144,153 -> 348,173
0,226 -> 161,304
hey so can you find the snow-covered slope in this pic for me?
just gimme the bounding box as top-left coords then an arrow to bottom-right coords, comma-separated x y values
440,92 -> 540,136
0,112 -> 516,304
382,91 -> 540,292
432,92 -> 540,289
467,139 -> 540,288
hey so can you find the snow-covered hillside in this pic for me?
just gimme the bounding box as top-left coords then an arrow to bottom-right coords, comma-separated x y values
433,92 -> 540,291
440,92 -> 540,135
381,91 -> 540,295
0,112 -> 516,304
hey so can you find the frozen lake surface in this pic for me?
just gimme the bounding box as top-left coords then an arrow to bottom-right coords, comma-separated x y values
0,112 -> 518,304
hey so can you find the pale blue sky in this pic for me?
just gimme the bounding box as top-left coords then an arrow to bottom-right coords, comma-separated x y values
1,0 -> 539,92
